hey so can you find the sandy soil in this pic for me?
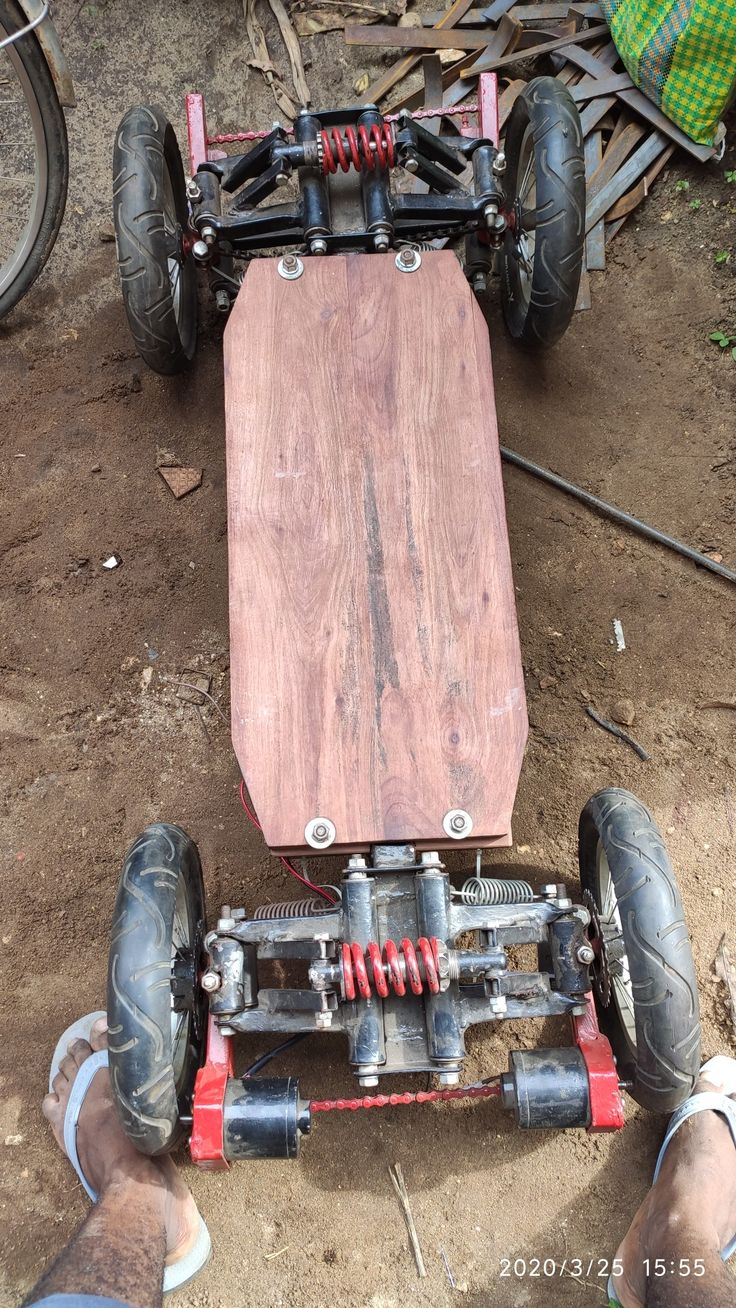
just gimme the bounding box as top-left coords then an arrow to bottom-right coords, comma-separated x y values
1,3 -> 735,1305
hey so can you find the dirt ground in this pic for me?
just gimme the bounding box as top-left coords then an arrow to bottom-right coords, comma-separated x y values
1,3 -> 735,1305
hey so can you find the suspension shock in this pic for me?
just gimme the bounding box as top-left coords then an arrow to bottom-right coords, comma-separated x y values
320,123 -> 395,175
341,937 -> 441,1000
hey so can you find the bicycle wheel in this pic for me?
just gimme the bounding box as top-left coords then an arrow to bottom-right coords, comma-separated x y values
0,0 -> 68,318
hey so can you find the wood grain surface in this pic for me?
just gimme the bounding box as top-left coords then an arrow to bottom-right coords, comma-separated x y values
225,252 -> 527,854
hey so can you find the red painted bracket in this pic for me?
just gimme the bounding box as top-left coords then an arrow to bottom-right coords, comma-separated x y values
190,1013 -> 234,1169
572,993 -> 625,1132
185,92 -> 209,176
477,72 -> 499,147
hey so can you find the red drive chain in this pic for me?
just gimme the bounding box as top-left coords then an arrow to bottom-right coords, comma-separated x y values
312,1082 -> 502,1113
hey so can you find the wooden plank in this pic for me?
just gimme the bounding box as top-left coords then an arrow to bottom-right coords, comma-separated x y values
498,77 -> 526,128
575,263 -> 592,311
555,43 -> 716,160
570,71 -> 633,102
460,21 -> 609,77
346,24 -> 511,49
225,252 -> 528,853
586,131 -> 668,230
584,132 -> 605,271
424,3 -> 601,21
604,141 -> 675,225
482,0 -> 519,20
399,12 -> 521,113
587,120 -> 645,204
359,0 -> 475,105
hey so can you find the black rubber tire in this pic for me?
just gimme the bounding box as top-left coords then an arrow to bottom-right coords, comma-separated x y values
579,789 -> 701,1114
107,824 -> 207,1155
112,105 -> 197,374
501,76 -> 585,349
0,0 -> 68,318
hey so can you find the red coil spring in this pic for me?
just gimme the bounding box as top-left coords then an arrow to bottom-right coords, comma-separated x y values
321,123 -> 395,175
341,937 -> 441,1001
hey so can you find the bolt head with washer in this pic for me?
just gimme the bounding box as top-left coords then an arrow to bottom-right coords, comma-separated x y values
277,253 -> 304,281
395,247 -> 421,273
576,944 -> 596,965
442,808 -> 473,839
304,816 -> 336,849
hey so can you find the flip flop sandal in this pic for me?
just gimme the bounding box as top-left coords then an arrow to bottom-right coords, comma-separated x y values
607,1056 -> 736,1306
49,1012 -> 211,1294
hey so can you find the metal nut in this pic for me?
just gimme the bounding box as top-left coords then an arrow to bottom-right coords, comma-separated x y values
489,994 -> 507,1015
215,289 -> 230,313
304,816 -> 336,848
437,1070 -> 460,1087
492,149 -> 506,175
315,1011 -> 333,1029
358,1074 -> 379,1088
186,180 -> 202,202
576,944 -> 596,966
442,809 -> 473,840
395,247 -> 421,273
310,237 -> 327,255
277,253 -> 304,281
201,970 -> 221,993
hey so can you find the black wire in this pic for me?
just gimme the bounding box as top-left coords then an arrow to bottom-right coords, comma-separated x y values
243,1032 -> 310,1078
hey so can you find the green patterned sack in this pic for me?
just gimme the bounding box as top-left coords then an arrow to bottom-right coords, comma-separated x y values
601,0 -> 736,146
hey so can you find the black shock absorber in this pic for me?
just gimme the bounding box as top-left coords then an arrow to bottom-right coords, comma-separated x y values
294,111 -> 331,254
358,107 -> 394,253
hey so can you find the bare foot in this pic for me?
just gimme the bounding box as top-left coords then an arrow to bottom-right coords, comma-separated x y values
42,1016 -> 201,1267
611,1073 -> 736,1307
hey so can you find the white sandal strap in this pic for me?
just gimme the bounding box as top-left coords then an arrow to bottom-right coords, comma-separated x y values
163,1213 -> 212,1294
61,1049 -> 108,1202
654,1091 -> 736,1262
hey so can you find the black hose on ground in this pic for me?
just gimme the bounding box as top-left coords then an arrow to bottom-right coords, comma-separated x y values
500,447 -> 736,586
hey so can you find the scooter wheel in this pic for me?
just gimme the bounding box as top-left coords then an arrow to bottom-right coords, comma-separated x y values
113,105 -> 197,374
500,76 -> 585,349
107,824 -> 207,1154
579,788 -> 701,1114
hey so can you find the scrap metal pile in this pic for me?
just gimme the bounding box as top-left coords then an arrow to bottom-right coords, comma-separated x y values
343,0 -> 718,298
260,0 -> 718,307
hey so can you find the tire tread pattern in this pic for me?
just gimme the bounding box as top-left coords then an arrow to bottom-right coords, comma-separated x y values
501,76 -> 585,349
579,788 -> 701,1114
112,105 -> 197,374
107,823 -> 205,1155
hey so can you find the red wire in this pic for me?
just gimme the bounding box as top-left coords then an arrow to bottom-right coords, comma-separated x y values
238,779 -> 336,905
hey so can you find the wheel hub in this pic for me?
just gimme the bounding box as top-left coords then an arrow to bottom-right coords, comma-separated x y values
582,888 -> 612,1006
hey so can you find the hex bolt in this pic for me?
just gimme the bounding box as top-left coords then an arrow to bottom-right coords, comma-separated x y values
278,253 -> 305,281
373,231 -> 390,252
186,180 -> 202,202
576,944 -> 596,965
201,225 -> 216,246
201,970 -> 221,993
215,289 -> 230,313
275,171 -> 289,186
540,883 -> 558,900
492,149 -> 507,175
315,1011 -> 333,1029
437,1070 -> 460,1088
489,994 -> 507,1015
443,809 -> 473,839
304,816 -> 336,848
471,272 -> 487,294
358,1074 -> 379,1088
191,239 -> 210,261
310,237 -> 328,255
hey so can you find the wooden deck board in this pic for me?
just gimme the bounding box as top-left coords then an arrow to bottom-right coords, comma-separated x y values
225,252 -> 527,853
